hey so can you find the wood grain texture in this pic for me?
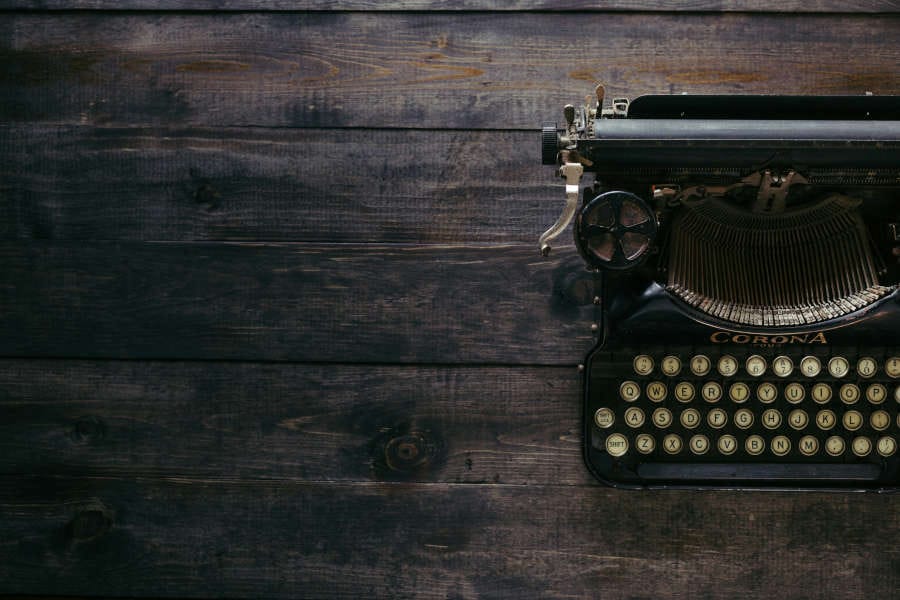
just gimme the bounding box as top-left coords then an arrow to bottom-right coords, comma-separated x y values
0,242 -> 597,364
1,476 -> 898,599
3,6 -> 898,600
0,126 -> 558,243
2,13 -> 899,129
3,0 -> 900,11
0,360 -> 586,484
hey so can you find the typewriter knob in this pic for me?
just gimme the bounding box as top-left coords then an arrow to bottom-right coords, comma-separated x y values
575,190 -> 657,270
542,123 -> 560,165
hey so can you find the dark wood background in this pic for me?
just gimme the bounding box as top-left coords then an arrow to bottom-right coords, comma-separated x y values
2,2 -> 900,599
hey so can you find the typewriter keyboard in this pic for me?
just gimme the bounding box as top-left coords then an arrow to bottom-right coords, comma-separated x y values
588,351 -> 900,486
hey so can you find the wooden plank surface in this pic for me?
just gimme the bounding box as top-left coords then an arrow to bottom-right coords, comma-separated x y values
3,6 -> 896,600
0,360 -> 587,484
1,476 -> 898,599
2,13 -> 899,129
3,1 -> 900,11
0,126 -> 558,243
0,242 -> 597,364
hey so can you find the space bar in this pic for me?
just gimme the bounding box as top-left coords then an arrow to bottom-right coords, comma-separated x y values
637,462 -> 881,481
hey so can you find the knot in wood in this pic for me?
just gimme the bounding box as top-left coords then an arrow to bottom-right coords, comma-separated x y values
71,415 -> 106,443
369,424 -> 445,480
384,433 -> 430,472
67,507 -> 112,541
191,178 -> 221,210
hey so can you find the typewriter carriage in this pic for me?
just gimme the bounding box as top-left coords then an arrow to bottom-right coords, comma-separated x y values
542,88 -> 900,333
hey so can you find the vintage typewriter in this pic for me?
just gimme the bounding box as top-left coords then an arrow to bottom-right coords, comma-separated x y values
541,85 -> 900,489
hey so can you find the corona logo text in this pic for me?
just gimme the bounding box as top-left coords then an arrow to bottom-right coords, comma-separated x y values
709,331 -> 827,345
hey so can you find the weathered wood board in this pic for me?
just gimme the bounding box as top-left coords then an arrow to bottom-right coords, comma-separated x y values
1,477 -> 898,599
2,13 -> 899,129
0,360 -> 588,484
2,4 -> 899,600
0,127 -> 559,243
0,242 -> 597,363
3,1 -> 900,11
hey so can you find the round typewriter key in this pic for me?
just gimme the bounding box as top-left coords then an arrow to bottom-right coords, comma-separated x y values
799,435 -> 819,456
690,354 -> 711,377
816,409 -> 836,431
707,408 -> 728,429
646,381 -> 667,402
717,434 -> 738,455
870,410 -> 890,431
663,433 -> 683,454
839,383 -> 860,405
734,408 -> 754,429
729,382 -> 750,404
652,407 -> 673,428
745,355 -> 766,377
857,357 -> 877,379
825,435 -> 845,456
842,410 -> 863,431
811,383 -> 832,404
887,357 -> 900,379
633,355 -> 654,376
635,433 -> 655,454
771,435 -> 791,457
674,381 -> 695,403
624,407 -> 645,428
680,408 -> 701,429
757,382 -> 777,404
828,356 -> 850,378
772,355 -> 794,378
745,435 -> 765,456
661,355 -> 682,377
701,381 -> 722,403
619,380 -> 641,402
877,436 -> 897,457
605,433 -> 629,457
784,383 -> 805,404
866,383 -> 887,404
788,409 -> 809,430
717,355 -> 739,377
594,408 -> 615,429
851,436 -> 872,457
689,434 -> 710,455
895,385 -> 900,403
762,408 -> 782,430
800,356 -> 822,377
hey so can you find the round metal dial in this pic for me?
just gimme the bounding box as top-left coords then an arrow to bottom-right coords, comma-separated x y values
575,190 -> 657,270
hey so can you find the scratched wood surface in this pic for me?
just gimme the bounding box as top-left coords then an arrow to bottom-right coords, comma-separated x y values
2,4 -> 900,600
2,0 -> 899,10
0,127 -> 556,243
0,242 -> 595,364
2,13 -> 900,129
0,360 -> 587,484
2,476 -> 899,599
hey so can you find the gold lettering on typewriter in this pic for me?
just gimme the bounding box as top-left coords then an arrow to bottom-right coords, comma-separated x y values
710,331 -> 828,346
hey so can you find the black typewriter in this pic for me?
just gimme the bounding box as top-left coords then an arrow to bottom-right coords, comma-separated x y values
541,85 -> 900,490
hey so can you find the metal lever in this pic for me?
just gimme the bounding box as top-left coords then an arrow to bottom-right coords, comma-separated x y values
750,170 -> 808,214
539,161 -> 583,256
